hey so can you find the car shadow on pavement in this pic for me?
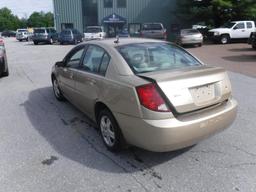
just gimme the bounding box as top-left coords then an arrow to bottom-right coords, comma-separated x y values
222,54 -> 256,62
24,87 -> 191,175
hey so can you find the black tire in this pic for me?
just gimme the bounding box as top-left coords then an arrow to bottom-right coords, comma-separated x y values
220,35 -> 230,44
34,41 -> 38,45
198,43 -> 202,47
52,76 -> 65,101
97,109 -> 125,152
19,40 -> 22,42
252,44 -> 256,49
73,39 -> 78,45
2,68 -> 9,77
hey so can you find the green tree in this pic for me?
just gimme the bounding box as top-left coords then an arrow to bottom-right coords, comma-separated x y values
27,11 -> 54,28
0,7 -> 21,31
175,0 -> 256,28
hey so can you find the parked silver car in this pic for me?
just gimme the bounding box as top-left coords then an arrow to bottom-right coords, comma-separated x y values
51,38 -> 237,152
176,29 -> 203,47
140,23 -> 167,40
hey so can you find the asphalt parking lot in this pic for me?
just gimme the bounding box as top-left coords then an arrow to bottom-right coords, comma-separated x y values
0,38 -> 256,192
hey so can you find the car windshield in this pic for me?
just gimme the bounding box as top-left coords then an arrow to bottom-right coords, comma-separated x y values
221,22 -> 236,28
34,29 -> 46,34
142,24 -> 163,31
117,43 -> 202,74
85,27 -> 102,33
181,29 -> 200,35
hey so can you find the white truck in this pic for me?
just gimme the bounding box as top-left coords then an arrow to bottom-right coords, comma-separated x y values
208,21 -> 256,44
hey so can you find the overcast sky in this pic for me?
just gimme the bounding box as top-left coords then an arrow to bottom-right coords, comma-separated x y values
0,0 -> 53,18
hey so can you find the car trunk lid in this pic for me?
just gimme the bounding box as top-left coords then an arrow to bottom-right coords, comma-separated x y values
138,66 -> 231,114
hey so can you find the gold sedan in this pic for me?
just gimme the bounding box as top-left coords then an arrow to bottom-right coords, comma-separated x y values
51,38 -> 237,152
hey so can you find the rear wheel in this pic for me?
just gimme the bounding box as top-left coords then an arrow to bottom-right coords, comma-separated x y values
34,41 -> 38,45
97,109 -> 124,152
220,35 -> 230,44
2,68 -> 9,77
252,44 -> 256,49
73,39 -> 78,45
52,76 -> 65,101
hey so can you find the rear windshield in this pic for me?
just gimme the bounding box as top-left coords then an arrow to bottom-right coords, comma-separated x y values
85,27 -> 102,33
142,24 -> 163,31
61,30 -> 71,35
17,29 -> 28,33
34,29 -> 46,34
117,43 -> 201,74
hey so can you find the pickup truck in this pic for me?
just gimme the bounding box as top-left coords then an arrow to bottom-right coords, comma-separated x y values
208,21 -> 256,44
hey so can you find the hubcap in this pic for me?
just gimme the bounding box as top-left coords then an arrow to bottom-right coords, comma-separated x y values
221,37 -> 228,44
100,116 -> 115,147
53,79 -> 60,97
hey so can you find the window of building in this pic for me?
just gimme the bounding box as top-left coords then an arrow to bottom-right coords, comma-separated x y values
117,0 -> 126,8
104,0 -> 113,8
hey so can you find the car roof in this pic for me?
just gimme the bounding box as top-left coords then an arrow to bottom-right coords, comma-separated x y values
84,38 -> 166,48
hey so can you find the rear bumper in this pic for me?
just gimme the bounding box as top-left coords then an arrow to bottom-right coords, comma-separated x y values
114,99 -> 237,152
181,38 -> 203,45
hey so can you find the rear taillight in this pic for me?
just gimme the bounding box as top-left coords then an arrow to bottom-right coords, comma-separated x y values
136,83 -> 170,112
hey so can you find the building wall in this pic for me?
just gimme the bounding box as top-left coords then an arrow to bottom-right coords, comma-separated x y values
53,0 -> 83,32
53,0 -> 177,33
98,0 -> 177,27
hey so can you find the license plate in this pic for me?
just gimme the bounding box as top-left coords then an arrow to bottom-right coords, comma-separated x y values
190,84 -> 215,104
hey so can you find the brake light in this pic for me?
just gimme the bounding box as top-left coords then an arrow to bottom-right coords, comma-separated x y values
136,83 -> 170,112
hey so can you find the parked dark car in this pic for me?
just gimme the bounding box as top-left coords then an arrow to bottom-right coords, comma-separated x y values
140,23 -> 167,40
1,30 -> 16,37
58,29 -> 83,45
250,32 -> 256,49
0,38 -> 9,77
32,28 -> 58,45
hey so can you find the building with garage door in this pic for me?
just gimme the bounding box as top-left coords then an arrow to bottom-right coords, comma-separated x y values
53,0 -> 177,38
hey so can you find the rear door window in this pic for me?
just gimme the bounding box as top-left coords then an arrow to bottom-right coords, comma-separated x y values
81,45 -> 105,73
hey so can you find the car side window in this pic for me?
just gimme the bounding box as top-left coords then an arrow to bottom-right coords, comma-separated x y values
99,53 -> 110,76
81,45 -> 105,73
246,22 -> 252,29
66,47 -> 85,68
234,23 -> 245,29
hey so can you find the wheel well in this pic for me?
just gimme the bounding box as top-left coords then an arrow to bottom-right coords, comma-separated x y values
221,34 -> 230,38
95,102 -> 111,120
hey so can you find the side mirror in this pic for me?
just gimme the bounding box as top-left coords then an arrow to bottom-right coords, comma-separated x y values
233,26 -> 238,30
55,61 -> 65,67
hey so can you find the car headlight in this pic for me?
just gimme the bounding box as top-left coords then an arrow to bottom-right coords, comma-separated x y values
214,32 -> 220,36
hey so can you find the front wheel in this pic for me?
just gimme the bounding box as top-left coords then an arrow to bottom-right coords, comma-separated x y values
33,41 -> 38,45
220,35 -> 230,44
2,68 -> 9,77
252,44 -> 256,49
97,109 -> 124,152
52,77 -> 65,101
